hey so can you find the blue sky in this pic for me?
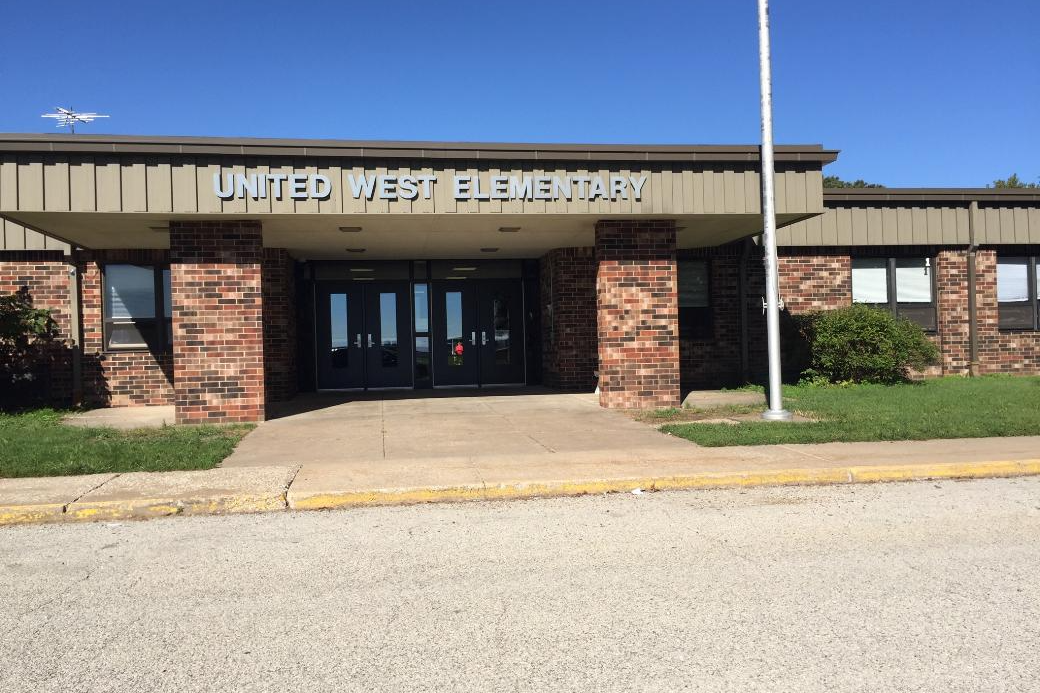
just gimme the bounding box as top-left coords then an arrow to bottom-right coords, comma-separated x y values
2,0 -> 1037,187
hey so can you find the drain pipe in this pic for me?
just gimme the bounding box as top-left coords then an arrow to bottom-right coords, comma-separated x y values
966,200 -> 980,376
739,238 -> 750,383
67,254 -> 83,405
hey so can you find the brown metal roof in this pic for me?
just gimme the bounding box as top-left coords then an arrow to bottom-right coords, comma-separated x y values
824,188 -> 1040,204
0,133 -> 839,164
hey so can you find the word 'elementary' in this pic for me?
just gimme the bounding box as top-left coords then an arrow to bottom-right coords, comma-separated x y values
213,173 -> 648,202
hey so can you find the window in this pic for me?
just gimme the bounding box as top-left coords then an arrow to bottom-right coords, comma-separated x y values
678,260 -> 711,340
997,256 -> 1039,330
103,264 -> 171,350
851,257 -> 936,330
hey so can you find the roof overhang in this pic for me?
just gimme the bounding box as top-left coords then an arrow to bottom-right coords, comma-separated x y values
1,134 -> 837,257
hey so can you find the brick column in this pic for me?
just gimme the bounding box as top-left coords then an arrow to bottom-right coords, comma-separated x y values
540,247 -> 597,389
170,221 -> 265,423
262,248 -> 298,403
935,249 -> 972,376
595,220 -> 680,409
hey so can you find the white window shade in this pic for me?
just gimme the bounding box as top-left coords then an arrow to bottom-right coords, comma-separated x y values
852,258 -> 888,303
106,265 -> 156,319
895,258 -> 932,303
997,258 -> 1029,302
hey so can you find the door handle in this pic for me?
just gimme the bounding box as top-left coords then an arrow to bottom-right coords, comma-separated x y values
470,331 -> 476,345
481,331 -> 488,346
367,333 -> 374,348
354,333 -> 361,348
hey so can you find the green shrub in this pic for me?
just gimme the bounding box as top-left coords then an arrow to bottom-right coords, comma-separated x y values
800,304 -> 939,384
0,288 -> 61,408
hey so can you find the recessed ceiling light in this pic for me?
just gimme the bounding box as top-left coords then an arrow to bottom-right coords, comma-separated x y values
353,276 -> 375,281
349,268 -> 374,272
498,226 -> 520,233
445,276 -> 468,280
345,248 -> 366,253
451,266 -> 477,271
480,247 -> 499,253
339,226 -> 362,233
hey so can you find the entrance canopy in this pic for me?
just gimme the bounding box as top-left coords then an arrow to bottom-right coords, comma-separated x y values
0,134 -> 837,258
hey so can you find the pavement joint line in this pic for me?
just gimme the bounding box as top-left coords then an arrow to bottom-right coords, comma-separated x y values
777,444 -> 832,462
62,473 -> 121,515
281,465 -> 303,509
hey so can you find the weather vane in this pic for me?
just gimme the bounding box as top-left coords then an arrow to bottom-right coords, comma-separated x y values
41,107 -> 109,134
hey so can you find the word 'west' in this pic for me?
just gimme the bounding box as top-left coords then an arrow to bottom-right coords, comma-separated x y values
213,173 -> 648,202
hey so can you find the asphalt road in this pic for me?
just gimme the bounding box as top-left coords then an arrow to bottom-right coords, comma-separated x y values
3,478 -> 1039,693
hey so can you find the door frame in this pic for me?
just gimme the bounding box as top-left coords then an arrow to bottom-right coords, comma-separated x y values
310,264 -> 529,392
430,278 -> 527,388
312,279 -> 415,391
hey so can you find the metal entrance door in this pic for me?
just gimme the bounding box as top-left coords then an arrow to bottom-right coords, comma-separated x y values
316,283 -> 365,389
363,283 -> 412,388
478,280 -> 525,384
315,282 -> 412,389
431,279 -> 525,386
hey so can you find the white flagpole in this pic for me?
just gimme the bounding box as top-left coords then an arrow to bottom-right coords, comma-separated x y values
757,0 -> 793,421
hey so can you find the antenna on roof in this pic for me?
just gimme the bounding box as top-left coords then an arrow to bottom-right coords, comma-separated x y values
41,107 -> 110,134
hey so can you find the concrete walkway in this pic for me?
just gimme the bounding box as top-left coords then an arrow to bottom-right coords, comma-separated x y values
3,389 -> 1037,525
225,390 -> 697,466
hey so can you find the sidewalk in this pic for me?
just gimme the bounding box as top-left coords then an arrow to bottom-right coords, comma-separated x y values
2,436 -> 1039,526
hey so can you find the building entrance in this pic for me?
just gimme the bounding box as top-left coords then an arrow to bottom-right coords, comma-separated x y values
313,261 -> 528,391
315,282 -> 413,389
430,280 -> 525,386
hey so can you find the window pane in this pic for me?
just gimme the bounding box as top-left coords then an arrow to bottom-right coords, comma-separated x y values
379,292 -> 398,368
106,265 -> 156,319
445,291 -> 464,366
415,336 -> 431,381
107,321 -> 152,349
679,307 -> 712,340
493,297 -> 510,365
678,260 -> 709,308
895,258 -> 932,303
852,258 -> 888,303
414,284 -> 429,333
329,293 -> 349,368
997,257 -> 1029,302
899,305 -> 937,331
998,303 -> 1034,330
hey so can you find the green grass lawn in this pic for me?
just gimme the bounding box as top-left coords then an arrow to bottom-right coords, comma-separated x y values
663,376 -> 1040,447
0,409 -> 254,478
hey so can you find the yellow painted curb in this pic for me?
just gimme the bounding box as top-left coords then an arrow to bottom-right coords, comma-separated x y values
4,458 -> 1040,527
0,504 -> 67,526
62,493 -> 288,523
288,459 -> 1040,511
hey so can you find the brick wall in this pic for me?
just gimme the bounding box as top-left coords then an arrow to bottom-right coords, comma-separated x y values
777,253 -> 852,313
595,220 -> 680,409
170,221 -> 265,423
539,247 -> 597,389
976,248 -> 1040,374
0,251 -> 74,403
262,248 -> 298,403
78,249 -> 175,407
677,244 -> 744,389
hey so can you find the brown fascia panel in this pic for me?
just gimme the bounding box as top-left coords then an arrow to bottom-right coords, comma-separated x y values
824,188 -> 1040,204
0,133 -> 840,165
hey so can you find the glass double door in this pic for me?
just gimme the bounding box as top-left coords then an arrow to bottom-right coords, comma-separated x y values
316,282 -> 412,389
431,280 -> 525,386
